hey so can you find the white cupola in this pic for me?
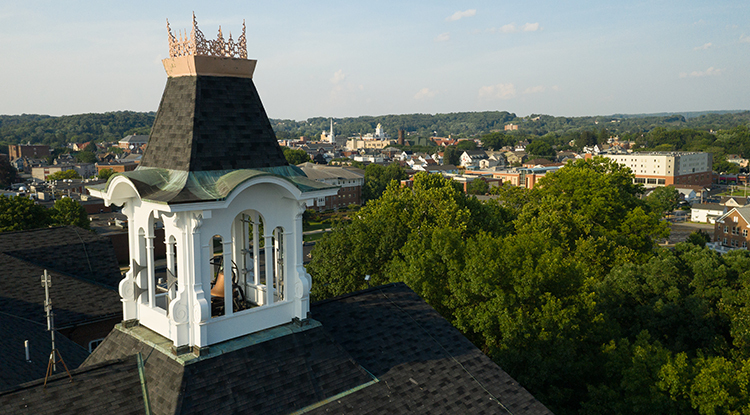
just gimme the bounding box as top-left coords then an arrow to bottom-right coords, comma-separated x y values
88,15 -> 338,354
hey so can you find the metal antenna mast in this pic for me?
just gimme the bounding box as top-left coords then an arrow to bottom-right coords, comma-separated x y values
42,270 -> 72,388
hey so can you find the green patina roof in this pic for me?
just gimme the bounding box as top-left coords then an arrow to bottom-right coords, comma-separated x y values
89,165 -> 336,205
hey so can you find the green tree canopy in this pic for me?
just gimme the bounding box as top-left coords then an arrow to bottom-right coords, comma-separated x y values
98,168 -> 116,181
0,195 -> 51,232
646,186 -> 681,217
362,163 -> 407,202
48,169 -> 81,180
49,197 -> 90,229
0,157 -> 17,187
74,150 -> 97,164
466,178 -> 489,195
283,148 -> 311,165
525,140 -> 556,160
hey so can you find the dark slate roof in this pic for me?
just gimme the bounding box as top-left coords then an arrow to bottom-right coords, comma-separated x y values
3,283 -> 551,414
0,315 -> 89,392
139,75 -> 288,172
0,226 -> 121,327
0,225 -> 122,288
0,226 -> 122,388
0,355 -> 144,415
83,322 -> 375,415
307,283 -> 551,414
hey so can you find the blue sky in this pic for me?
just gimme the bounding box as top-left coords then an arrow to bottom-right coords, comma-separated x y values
0,1 -> 748,120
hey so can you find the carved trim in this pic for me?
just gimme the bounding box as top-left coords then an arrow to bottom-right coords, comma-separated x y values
167,13 -> 247,59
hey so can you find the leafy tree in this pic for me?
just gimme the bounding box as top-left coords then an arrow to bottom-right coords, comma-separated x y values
98,168 -> 116,181
713,156 -> 740,174
48,169 -> 81,180
0,195 -> 50,232
480,132 -> 515,150
0,157 -> 17,187
455,140 -> 477,151
525,140 -> 556,160
83,142 -> 98,153
362,163 -> 407,202
443,146 -> 461,166
74,150 -> 97,164
49,197 -> 90,230
646,186 -> 681,217
283,148 -> 311,165
686,230 -> 711,247
466,178 -> 489,195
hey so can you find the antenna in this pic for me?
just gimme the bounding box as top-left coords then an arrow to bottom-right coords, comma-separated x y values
41,270 -> 73,388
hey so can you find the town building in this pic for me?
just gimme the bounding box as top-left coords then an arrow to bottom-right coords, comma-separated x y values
118,134 -> 149,150
691,203 -> 726,223
297,162 -> 365,211
603,152 -> 713,187
713,206 -> 750,250
31,163 -> 97,181
8,144 -> 50,161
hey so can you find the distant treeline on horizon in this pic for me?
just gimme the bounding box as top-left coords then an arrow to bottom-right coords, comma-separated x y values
0,109 -> 748,151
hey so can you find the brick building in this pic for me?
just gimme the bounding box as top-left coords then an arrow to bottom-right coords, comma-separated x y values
714,206 -> 750,250
603,152 -> 713,188
8,144 -> 50,161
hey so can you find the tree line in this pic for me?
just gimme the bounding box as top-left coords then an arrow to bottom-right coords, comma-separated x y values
2,110 -> 747,154
307,157 -> 750,414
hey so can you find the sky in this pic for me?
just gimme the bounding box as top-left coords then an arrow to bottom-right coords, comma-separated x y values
0,1 -> 748,121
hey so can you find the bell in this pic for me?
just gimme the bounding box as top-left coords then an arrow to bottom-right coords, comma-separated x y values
211,271 -> 225,297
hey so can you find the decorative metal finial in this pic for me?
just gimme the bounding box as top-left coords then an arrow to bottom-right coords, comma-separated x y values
167,13 -> 247,59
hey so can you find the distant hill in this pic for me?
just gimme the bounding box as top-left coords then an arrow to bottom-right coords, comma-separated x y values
0,110 -> 748,151
0,111 -> 154,150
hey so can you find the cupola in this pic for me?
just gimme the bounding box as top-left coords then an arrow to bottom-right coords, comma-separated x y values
88,15 -> 338,354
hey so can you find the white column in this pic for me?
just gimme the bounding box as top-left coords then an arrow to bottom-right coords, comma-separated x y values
223,240 -> 233,316
252,213 -> 260,286
146,234 -> 156,307
166,237 -> 176,299
264,233 -> 274,305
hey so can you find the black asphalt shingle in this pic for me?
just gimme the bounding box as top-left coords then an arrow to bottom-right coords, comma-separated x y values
0,356 -> 144,415
139,76 -> 288,172
0,226 -> 122,389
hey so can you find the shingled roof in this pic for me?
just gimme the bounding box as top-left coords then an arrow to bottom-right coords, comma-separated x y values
3,283 -> 550,414
0,355 -> 145,414
0,226 -> 122,389
89,73 -> 335,205
139,76 -> 287,172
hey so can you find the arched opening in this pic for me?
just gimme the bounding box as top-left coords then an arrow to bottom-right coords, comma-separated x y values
155,234 -> 178,314
210,233 -> 251,317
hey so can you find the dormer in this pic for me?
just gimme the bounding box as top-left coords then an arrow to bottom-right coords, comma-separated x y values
88,15 -> 338,354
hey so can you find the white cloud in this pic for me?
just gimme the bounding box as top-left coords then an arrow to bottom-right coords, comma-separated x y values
414,87 -> 438,100
523,85 -> 545,94
488,23 -> 540,34
446,9 -> 476,22
678,67 -> 723,78
435,32 -> 450,42
479,83 -> 516,100
330,69 -> 346,84
693,42 -> 712,50
741,34 -> 750,44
